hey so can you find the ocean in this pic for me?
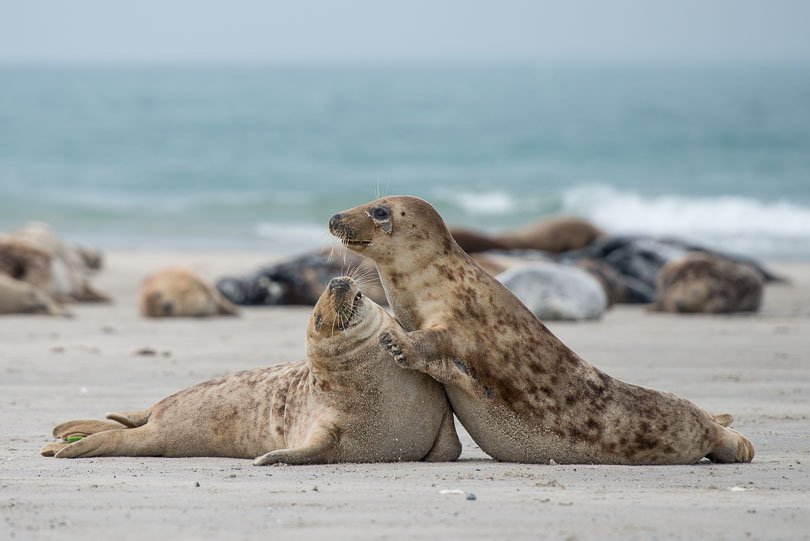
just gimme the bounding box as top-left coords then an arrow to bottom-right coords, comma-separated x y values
1,64 -> 809,258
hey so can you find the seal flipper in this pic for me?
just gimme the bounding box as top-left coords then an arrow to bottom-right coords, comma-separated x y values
422,408 -> 462,462
705,425 -> 755,463
712,413 -> 733,427
214,290 -> 240,316
40,441 -> 71,457
52,418 -> 128,439
253,426 -> 338,466
106,408 -> 151,428
54,425 -> 161,459
379,328 -> 475,389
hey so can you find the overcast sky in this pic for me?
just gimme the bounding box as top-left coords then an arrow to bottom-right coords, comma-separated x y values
1,0 -> 809,64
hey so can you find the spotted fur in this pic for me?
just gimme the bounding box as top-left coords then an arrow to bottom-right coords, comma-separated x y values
651,252 -> 764,313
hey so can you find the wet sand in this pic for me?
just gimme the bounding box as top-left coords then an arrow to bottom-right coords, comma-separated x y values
1,251 -> 809,540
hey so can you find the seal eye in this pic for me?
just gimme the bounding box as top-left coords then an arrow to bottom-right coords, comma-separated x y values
372,206 -> 389,220
354,291 -> 363,302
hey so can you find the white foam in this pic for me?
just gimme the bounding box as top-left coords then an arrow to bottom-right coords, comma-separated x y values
562,185 -> 810,257
444,190 -> 518,215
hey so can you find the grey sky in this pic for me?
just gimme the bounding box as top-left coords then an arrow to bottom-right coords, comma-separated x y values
1,0 -> 809,64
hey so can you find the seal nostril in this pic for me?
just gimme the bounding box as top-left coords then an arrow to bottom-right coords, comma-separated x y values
329,214 -> 343,231
328,278 -> 350,292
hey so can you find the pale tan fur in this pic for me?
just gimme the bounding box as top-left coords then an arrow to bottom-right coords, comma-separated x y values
496,216 -> 604,253
0,275 -> 69,316
651,252 -> 764,314
3,225 -> 109,303
140,267 -> 239,318
42,276 -> 461,464
330,196 -> 754,465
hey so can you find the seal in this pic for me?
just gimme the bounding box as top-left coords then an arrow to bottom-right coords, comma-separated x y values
497,262 -> 608,321
41,276 -> 461,464
651,252 -> 764,314
0,232 -> 108,303
0,275 -> 69,317
448,227 -> 510,254
496,216 -> 604,253
141,267 -> 239,318
217,248 -> 387,307
330,196 -> 754,464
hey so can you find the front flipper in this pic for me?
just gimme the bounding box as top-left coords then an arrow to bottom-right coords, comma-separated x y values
379,327 -> 473,388
422,408 -> 462,462
253,426 -> 337,466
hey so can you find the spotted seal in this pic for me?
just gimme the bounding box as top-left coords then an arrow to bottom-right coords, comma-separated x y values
41,276 -> 461,464
651,252 -> 764,314
330,196 -> 754,464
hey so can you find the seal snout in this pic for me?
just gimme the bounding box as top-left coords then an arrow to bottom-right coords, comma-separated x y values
328,277 -> 352,293
328,214 -> 344,234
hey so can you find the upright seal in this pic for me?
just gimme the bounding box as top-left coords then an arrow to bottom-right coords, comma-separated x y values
330,196 -> 754,464
42,276 -> 460,464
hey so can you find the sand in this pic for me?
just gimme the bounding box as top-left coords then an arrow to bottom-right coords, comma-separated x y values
1,250 -> 809,540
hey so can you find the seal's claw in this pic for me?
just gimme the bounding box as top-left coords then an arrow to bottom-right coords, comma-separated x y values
379,331 -> 407,367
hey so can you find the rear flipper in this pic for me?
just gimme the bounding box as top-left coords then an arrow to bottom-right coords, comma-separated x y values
54,425 -> 160,459
40,441 -> 71,457
215,290 -> 240,316
706,425 -> 755,463
106,409 -> 151,428
52,418 -> 128,439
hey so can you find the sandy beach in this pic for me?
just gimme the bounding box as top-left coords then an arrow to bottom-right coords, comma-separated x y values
1,250 -> 809,540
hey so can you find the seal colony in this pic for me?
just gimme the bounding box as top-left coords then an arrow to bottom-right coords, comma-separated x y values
330,196 -> 754,464
42,276 -> 460,464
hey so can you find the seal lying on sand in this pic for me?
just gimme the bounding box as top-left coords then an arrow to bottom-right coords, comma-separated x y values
217,249 -> 387,307
0,275 -> 69,316
558,235 -> 782,301
330,196 -> 754,464
0,232 -> 108,303
450,216 -> 603,255
41,276 -> 461,464
141,268 -> 239,318
497,262 -> 608,321
651,252 -> 764,314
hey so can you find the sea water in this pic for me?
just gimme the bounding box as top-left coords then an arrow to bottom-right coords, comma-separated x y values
1,64 -> 809,258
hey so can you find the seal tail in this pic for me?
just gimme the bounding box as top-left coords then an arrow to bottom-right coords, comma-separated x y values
712,413 -> 733,427
106,408 -> 152,428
